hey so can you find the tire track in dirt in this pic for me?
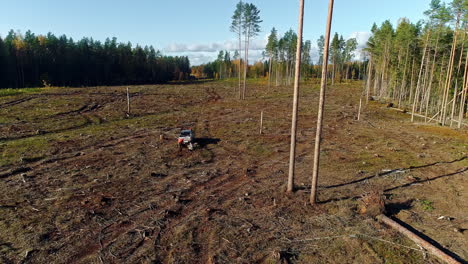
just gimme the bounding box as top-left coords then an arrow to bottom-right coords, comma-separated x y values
73,96 -> 252,262
0,96 -> 37,108
0,130 -> 160,178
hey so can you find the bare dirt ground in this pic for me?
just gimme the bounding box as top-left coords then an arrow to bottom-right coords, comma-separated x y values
0,80 -> 467,264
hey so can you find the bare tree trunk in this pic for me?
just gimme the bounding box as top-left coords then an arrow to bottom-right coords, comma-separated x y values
409,57 -> 416,106
126,87 -> 130,114
357,96 -> 362,121
275,61 -> 279,87
332,57 -> 336,85
412,32 -> 430,122
287,0 -> 305,193
420,46 -> 432,112
399,44 -> 410,108
437,53 -> 447,122
259,111 -> 264,134
238,27 -> 242,100
346,63 -> 350,80
366,58 -> 373,103
243,34 -> 250,100
441,15 -> 460,125
373,61 -> 380,97
268,57 -> 273,89
450,29 -> 466,126
311,0 -> 334,205
458,50 -> 468,128
380,43 -> 388,97
425,36 -> 439,122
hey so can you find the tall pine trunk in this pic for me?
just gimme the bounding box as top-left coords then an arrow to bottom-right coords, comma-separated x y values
411,32 -> 430,122
287,0 -> 304,192
450,29 -> 466,126
311,0 -> 334,204
441,14 -> 460,125
458,50 -> 468,128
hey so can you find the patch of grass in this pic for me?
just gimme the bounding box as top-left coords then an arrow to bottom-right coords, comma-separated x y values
0,136 -> 49,167
419,199 -> 434,211
371,238 -> 422,264
0,88 -> 45,97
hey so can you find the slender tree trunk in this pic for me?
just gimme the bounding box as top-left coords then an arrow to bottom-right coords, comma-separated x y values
450,29 -> 466,126
268,57 -> 273,89
275,61 -> 279,86
287,0 -> 304,193
441,15 -> 460,125
311,0 -> 334,205
411,32 -> 430,122
425,35 -> 440,122
399,44 -> 410,108
373,60 -> 380,97
366,58 -> 373,103
347,64 -> 350,80
238,29 -> 242,99
458,49 -> 468,128
331,57 -> 335,85
243,33 -> 250,100
408,57 -> 416,108
420,44 -> 432,113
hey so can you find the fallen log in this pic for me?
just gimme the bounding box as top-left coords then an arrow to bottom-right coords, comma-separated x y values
376,214 -> 461,264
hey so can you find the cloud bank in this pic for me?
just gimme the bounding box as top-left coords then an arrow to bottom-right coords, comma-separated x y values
165,31 -> 371,66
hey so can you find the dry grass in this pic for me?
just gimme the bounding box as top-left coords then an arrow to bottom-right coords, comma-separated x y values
0,79 -> 466,263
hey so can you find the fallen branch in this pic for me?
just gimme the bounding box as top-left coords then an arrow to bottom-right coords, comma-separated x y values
376,214 -> 461,264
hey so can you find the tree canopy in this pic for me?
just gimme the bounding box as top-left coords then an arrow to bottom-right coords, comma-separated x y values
0,30 -> 191,88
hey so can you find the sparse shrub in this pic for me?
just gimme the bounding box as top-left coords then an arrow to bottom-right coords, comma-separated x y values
419,199 -> 434,211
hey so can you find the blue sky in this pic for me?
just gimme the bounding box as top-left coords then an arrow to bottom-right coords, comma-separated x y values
0,0 -> 431,65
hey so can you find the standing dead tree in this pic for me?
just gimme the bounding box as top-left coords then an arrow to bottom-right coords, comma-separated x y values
126,87 -> 130,115
259,111 -> 264,135
310,0 -> 334,204
287,0 -> 305,193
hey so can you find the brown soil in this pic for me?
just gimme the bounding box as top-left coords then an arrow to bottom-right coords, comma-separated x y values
0,80 -> 466,264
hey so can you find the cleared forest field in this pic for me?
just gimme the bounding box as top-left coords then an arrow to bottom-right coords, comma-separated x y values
0,80 -> 467,263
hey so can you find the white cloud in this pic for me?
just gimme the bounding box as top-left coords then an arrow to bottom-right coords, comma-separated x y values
164,38 -> 267,53
347,31 -> 371,60
164,35 -> 269,65
164,31 -> 371,65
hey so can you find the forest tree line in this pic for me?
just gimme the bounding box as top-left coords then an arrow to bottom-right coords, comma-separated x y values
193,29 -> 364,85
365,0 -> 467,127
0,30 -> 191,89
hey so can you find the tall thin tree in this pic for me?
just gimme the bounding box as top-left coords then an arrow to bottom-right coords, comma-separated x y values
287,0 -> 305,193
311,0 -> 334,205
266,28 -> 278,89
231,1 -> 244,99
241,3 -> 262,99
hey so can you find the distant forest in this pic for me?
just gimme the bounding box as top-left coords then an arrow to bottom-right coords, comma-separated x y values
0,30 -> 191,89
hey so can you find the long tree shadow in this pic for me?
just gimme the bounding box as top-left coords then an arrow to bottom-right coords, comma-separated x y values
385,200 -> 414,215
319,166 -> 468,204
384,167 -> 468,192
323,156 -> 467,190
388,216 -> 467,263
